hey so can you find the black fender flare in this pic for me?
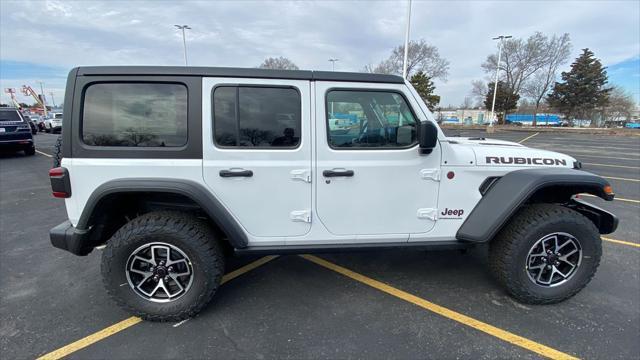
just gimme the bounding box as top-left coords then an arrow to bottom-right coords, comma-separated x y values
456,168 -> 616,243
78,178 -> 248,248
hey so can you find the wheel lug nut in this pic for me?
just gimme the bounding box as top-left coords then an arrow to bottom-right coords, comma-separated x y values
153,275 -> 159,281
159,261 -> 165,266
164,276 -> 170,282
542,258 -> 547,262
168,266 -> 174,273
546,265 -> 552,269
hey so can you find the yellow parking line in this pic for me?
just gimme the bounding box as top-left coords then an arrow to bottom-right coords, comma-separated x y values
36,256 -> 278,360
602,237 -> 640,248
301,255 -> 578,360
518,132 -> 539,143
580,193 -> 640,204
602,176 -> 640,183
584,163 -> 639,170
37,317 -> 143,360
36,150 -> 53,158
221,255 -> 278,283
574,154 -> 640,161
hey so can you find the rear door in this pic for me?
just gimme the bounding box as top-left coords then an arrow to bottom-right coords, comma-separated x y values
202,78 -> 312,241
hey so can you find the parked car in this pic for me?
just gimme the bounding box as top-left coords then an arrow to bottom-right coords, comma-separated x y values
50,66 -> 617,321
28,113 -> 46,131
22,115 -> 39,134
44,112 -> 63,133
0,108 -> 36,155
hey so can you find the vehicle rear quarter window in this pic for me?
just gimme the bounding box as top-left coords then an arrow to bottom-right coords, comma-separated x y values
82,83 -> 187,147
213,86 -> 301,148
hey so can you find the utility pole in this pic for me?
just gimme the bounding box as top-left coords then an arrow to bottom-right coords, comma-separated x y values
488,35 -> 511,131
174,25 -> 191,66
49,92 -> 56,108
37,81 -> 48,117
328,58 -> 339,71
402,0 -> 412,79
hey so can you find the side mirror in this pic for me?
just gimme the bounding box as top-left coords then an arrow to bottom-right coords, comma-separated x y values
418,121 -> 438,155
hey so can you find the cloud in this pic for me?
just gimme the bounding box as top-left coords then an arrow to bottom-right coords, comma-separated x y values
1,0 -> 638,106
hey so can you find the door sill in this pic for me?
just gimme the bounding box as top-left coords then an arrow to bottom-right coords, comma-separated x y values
234,241 -> 471,255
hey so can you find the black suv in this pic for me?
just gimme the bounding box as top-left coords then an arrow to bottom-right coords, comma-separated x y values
0,108 -> 36,155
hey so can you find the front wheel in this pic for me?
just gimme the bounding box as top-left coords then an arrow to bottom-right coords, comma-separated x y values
102,211 -> 225,321
489,204 -> 602,304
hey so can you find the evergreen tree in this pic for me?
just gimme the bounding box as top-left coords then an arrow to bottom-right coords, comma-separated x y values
410,71 -> 440,111
547,48 -> 611,125
484,81 -> 519,123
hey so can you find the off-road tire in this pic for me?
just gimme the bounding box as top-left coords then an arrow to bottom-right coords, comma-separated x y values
52,135 -> 62,167
489,204 -> 602,304
101,211 -> 225,321
24,145 -> 36,156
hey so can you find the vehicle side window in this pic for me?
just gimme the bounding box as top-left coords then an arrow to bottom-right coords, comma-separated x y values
82,83 -> 187,147
213,86 -> 301,148
326,90 -> 417,148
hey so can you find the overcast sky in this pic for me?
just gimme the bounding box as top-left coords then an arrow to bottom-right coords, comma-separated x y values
1,0 -> 638,107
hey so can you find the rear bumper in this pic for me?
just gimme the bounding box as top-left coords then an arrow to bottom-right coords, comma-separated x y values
50,221 -> 92,256
0,138 -> 34,149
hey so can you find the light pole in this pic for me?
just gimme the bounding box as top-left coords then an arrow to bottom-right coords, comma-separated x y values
174,25 -> 191,66
328,58 -> 339,71
37,81 -> 47,117
488,35 -> 511,130
49,92 -> 56,108
402,0 -> 412,79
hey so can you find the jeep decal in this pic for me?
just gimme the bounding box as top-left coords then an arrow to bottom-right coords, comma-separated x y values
441,208 -> 464,218
485,156 -> 567,166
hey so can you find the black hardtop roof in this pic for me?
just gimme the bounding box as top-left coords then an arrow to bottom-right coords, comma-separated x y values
74,66 -> 405,84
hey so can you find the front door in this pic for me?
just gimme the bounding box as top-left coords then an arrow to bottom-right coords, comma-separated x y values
202,78 -> 312,240
315,81 -> 441,237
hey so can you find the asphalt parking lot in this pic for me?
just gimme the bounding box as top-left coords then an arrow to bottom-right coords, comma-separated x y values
1,130 -> 638,359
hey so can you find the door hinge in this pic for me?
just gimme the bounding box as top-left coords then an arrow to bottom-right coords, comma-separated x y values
417,208 -> 438,221
290,210 -> 312,223
290,169 -> 311,183
420,169 -> 440,182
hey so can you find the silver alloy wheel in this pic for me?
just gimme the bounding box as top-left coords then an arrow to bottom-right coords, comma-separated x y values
525,232 -> 582,287
125,242 -> 194,303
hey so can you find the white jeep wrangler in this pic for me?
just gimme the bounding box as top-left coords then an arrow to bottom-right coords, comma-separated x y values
49,66 -> 618,321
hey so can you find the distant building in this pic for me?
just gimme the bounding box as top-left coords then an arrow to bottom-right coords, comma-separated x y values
436,109 -> 488,124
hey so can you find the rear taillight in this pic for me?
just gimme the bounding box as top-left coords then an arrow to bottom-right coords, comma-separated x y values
49,167 -> 71,198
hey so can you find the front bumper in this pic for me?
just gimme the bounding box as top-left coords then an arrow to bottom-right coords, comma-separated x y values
50,221 -> 92,256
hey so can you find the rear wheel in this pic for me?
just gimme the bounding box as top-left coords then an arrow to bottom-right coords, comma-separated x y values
24,145 -> 35,156
490,204 -> 601,304
102,211 -> 225,321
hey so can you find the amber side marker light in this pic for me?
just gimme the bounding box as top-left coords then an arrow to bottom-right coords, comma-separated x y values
603,185 -> 615,200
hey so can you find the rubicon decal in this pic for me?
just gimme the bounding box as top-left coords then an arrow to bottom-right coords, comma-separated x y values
441,208 -> 464,218
486,156 -> 567,166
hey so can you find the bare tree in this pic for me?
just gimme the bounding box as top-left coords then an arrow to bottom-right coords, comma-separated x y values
482,32 -> 550,112
364,39 -> 449,80
362,60 -> 395,74
460,97 -> 473,109
258,56 -> 299,70
603,85 -> 636,125
522,33 -> 571,125
469,80 -> 487,106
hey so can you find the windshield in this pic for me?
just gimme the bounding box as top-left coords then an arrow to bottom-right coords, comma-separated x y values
54,113 -> 63,119
0,110 -> 23,122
